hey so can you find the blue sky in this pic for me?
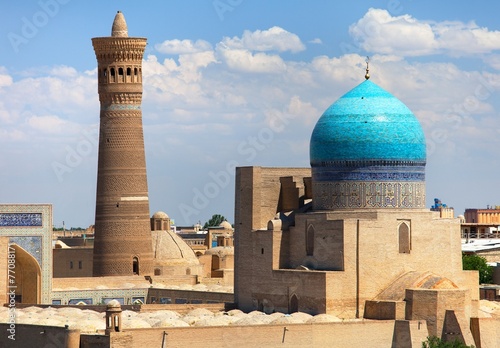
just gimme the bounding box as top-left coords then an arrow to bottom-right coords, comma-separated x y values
1,1 -> 500,228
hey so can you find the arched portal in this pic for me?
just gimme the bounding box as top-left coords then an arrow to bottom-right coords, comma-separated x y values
10,244 -> 41,304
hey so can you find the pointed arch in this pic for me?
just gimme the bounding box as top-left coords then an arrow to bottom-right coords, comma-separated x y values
10,244 -> 41,303
398,221 -> 411,254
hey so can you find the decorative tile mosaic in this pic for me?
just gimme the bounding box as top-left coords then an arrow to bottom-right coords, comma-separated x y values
9,236 -> 42,266
52,288 -> 148,305
102,104 -> 141,111
68,298 -> 93,305
0,213 -> 42,227
102,297 -> 125,305
313,181 -> 425,210
313,160 -> 425,182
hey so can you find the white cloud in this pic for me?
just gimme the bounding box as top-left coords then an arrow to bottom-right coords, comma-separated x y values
350,8 -> 500,57
287,95 -> 318,125
26,114 -> 81,135
0,74 -> 13,88
349,8 -> 437,56
434,20 -> 500,56
311,54 -> 370,84
0,128 -> 26,142
49,65 -> 79,78
221,26 -> 305,53
309,38 -> 322,44
177,51 -> 217,81
216,46 -> 286,73
155,39 -> 213,54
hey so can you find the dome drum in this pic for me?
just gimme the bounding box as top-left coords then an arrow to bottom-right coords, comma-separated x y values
312,180 -> 426,210
312,159 -> 426,183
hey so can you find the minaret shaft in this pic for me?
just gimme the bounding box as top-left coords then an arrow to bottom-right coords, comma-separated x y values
91,12 -> 153,276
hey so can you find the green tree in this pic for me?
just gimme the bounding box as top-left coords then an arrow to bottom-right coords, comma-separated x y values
422,336 -> 474,348
203,214 -> 226,229
462,253 -> 493,284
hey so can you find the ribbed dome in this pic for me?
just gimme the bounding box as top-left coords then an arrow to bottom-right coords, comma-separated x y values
151,230 -> 198,264
310,80 -> 426,165
309,79 -> 427,210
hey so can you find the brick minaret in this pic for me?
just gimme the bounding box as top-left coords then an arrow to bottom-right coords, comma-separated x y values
91,11 -> 153,276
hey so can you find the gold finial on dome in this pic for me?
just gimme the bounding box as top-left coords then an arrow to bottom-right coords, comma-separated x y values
365,56 -> 370,80
111,11 -> 128,37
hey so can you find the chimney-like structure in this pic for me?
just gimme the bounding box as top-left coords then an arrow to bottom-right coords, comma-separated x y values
91,11 -> 153,276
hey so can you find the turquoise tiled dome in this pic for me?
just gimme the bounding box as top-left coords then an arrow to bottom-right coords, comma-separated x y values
310,79 -> 427,210
310,80 -> 426,165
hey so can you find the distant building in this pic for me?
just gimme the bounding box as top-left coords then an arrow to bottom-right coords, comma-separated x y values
430,198 -> 454,218
461,207 -> 500,239
461,207 -> 500,267
465,207 -> 500,224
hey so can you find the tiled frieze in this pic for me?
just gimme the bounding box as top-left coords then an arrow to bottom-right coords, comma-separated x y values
312,181 -> 426,210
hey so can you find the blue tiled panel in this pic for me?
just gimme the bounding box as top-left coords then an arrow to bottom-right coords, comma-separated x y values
10,236 -> 42,266
52,289 -> 148,305
0,213 -> 42,226
68,298 -> 93,305
102,104 -> 141,111
313,161 -> 425,182
103,298 -> 125,305
310,80 -> 426,164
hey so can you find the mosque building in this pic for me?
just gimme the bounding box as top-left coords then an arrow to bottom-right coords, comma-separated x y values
234,66 -> 480,340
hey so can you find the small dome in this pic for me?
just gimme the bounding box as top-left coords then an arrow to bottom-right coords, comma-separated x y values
219,221 -> 232,230
111,11 -> 128,37
106,299 -> 121,309
152,211 -> 169,219
374,271 -> 458,302
205,246 -> 234,256
151,230 -> 199,267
